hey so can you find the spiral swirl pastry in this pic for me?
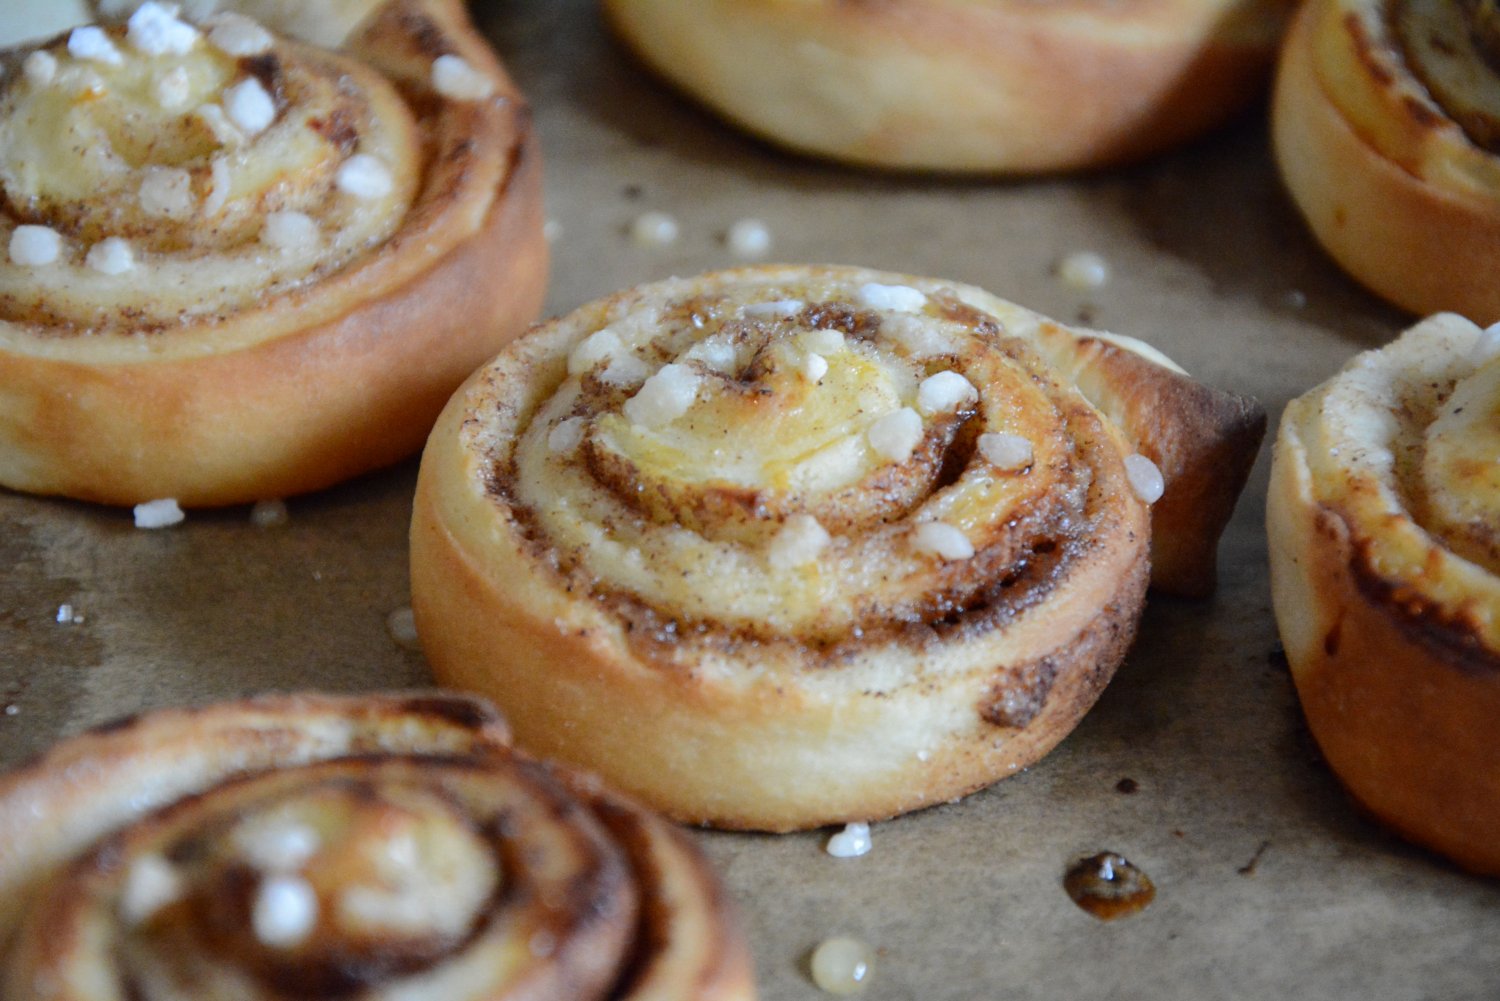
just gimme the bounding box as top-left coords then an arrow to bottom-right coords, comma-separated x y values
0,692 -> 755,1001
410,265 -> 1264,831
1273,0 -> 1500,320
1269,314 -> 1500,875
602,0 -> 1294,173
0,0 -> 546,506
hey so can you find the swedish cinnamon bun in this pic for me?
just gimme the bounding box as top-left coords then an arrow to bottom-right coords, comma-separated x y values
0,0 -> 546,506
1272,0 -> 1500,321
0,692 -> 754,1001
1269,313 -> 1500,875
603,0 -> 1295,173
410,265 -> 1263,831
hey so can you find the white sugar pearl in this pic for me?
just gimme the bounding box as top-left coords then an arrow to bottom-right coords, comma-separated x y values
743,298 -> 803,319
799,327 -> 844,354
10,226 -> 62,267
630,211 -> 678,247
127,2 -> 199,56
882,313 -> 956,357
336,154 -> 393,200
866,408 -> 922,463
725,217 -> 771,259
235,819 -> 321,871
802,352 -> 829,383
1472,322 -> 1500,364
139,167 -> 195,219
69,26 -> 123,65
1124,453 -> 1164,504
133,498 -> 184,529
431,53 -> 494,100
85,237 -> 135,275
261,211 -> 320,251
624,363 -> 702,429
155,66 -> 191,109
252,875 -> 318,948
206,13 -> 273,57
825,822 -> 872,858
1057,250 -> 1110,290
810,936 -> 874,995
599,354 -> 651,387
23,50 -> 57,87
224,77 -> 274,135
387,607 -> 421,650
768,514 -> 831,570
547,416 -> 587,454
56,603 -> 80,624
915,371 -> 978,415
978,432 -> 1033,471
120,855 -> 183,926
683,336 -> 737,374
856,282 -> 927,313
913,521 -> 975,561
568,328 -> 626,375
250,499 -> 289,527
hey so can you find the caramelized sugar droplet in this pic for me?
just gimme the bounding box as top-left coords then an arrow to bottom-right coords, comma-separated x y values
1063,851 -> 1155,920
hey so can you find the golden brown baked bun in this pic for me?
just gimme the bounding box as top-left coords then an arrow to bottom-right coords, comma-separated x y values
1268,313 -> 1500,876
410,265 -> 1264,831
0,691 -> 755,1001
0,0 -> 546,507
603,0 -> 1295,173
1272,0 -> 1500,322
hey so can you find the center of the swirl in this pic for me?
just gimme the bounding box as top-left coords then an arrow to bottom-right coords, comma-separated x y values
182,781 -> 499,991
580,318 -> 975,539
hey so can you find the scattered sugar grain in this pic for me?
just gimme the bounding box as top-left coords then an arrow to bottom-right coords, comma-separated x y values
336,154 -> 393,200
86,237 -> 135,275
683,335 -> 737,374
1472,322 -> 1500,364
866,407 -> 922,463
206,13 -> 273,57
600,354 -> 651,387
1057,251 -> 1110,290
630,211 -> 678,248
69,26 -> 123,65
387,607 -> 421,650
121,855 -> 184,926
1124,453 -> 1164,504
252,874 -> 318,948
133,498 -> 184,529
915,371 -> 977,415
913,521 -> 974,561
810,936 -> 874,995
882,312 -> 955,357
2,704 -> 18,717
23,50 -> 57,87
624,363 -> 702,428
799,327 -> 843,354
138,167 -> 195,219
235,817 -> 320,872
127,3 -> 199,56
978,432 -> 1033,471
547,416 -> 587,454
56,603 -> 84,624
431,53 -> 493,100
261,211 -> 320,251
856,282 -> 926,313
768,514 -> 830,570
801,352 -> 829,383
743,298 -> 804,319
10,226 -> 62,267
825,822 -> 872,858
250,499 -> 289,527
146,65 -> 189,109
725,217 -> 771,259
224,77 -> 274,135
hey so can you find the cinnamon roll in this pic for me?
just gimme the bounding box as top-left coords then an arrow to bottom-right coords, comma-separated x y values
0,692 -> 755,1001
602,0 -> 1295,173
0,0 -> 546,507
1269,313 -> 1500,875
410,265 -> 1264,831
1272,0 -> 1500,321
